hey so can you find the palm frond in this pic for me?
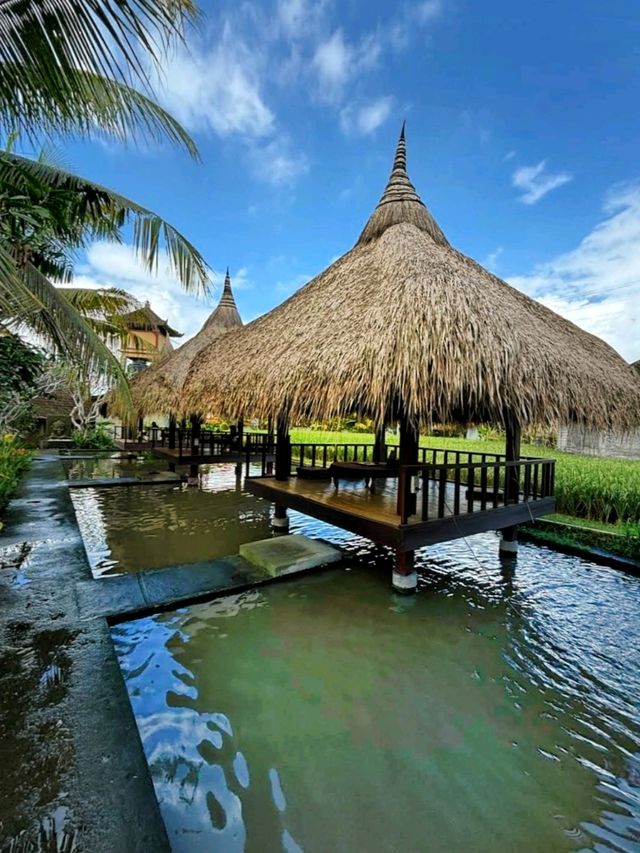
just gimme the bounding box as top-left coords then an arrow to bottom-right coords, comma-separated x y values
3,259 -> 133,411
1,150 -> 210,293
0,66 -> 199,156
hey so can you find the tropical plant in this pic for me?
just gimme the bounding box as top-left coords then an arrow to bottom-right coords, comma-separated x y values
70,424 -> 116,450
0,0 -> 210,403
0,433 -> 32,514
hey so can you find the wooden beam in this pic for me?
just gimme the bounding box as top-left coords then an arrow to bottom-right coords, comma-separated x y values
275,411 -> 291,481
503,412 -> 522,543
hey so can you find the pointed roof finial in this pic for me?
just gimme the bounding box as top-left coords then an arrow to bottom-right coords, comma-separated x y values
356,123 -> 450,247
219,267 -> 237,308
377,121 -> 422,208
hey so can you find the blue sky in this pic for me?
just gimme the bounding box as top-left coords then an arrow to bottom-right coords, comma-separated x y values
65,0 -> 639,360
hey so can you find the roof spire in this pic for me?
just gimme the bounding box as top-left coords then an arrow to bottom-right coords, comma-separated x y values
377,121 -> 422,208
356,123 -> 449,247
220,267 -> 237,308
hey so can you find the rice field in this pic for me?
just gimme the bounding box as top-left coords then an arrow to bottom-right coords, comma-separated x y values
290,429 -> 640,525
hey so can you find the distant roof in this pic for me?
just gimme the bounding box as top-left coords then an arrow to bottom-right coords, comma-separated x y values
33,388 -> 75,419
129,270 -> 243,414
121,301 -> 182,337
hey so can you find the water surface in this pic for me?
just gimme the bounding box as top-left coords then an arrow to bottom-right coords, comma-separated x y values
113,533 -> 640,852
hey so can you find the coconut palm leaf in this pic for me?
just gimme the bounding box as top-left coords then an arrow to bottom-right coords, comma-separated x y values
0,0 -> 199,147
0,65 -> 199,156
0,150 -> 210,293
12,260 -> 132,406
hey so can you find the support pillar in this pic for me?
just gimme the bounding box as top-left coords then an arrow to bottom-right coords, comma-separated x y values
168,414 -> 176,451
500,414 -> 522,555
190,413 -> 201,456
272,411 -> 290,531
392,549 -> 417,594
373,422 -> 387,464
236,416 -> 244,451
272,503 -> 289,531
398,412 -> 419,517
187,463 -> 199,486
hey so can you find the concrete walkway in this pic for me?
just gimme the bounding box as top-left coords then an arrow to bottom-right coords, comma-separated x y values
0,454 -> 343,851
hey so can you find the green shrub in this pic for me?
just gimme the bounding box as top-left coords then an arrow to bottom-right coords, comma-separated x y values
71,425 -> 116,450
0,434 -> 32,515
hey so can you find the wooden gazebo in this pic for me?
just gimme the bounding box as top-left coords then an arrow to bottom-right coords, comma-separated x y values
127,269 -> 244,461
183,126 -> 640,590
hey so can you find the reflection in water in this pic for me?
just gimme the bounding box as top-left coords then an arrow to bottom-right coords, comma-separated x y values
70,465 -> 273,577
61,454 -> 165,481
113,528 -> 640,853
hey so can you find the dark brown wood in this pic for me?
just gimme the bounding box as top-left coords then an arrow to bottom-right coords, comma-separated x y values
399,414 -> 419,516
245,477 -> 402,546
275,412 -> 291,481
168,414 -> 176,450
373,424 -> 387,464
395,548 -> 415,575
503,414 -> 522,543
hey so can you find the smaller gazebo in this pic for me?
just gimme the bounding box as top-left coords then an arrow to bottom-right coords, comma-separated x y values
129,269 -> 244,461
120,300 -> 182,373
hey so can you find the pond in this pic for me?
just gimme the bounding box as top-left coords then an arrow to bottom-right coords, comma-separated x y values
113,530 -> 640,852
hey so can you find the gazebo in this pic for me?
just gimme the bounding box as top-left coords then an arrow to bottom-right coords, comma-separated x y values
120,300 -> 182,373
183,126 -> 640,591
129,269 -> 244,461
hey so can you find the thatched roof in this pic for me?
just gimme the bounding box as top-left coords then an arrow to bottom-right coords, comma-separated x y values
122,300 -> 182,337
632,359 -> 640,375
131,270 -> 242,413
183,127 -> 640,430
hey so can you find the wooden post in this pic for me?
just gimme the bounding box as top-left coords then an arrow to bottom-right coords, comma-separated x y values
273,411 -> 290,529
373,422 -> 387,464
501,413 -> 521,554
137,415 -> 144,442
398,413 -> 419,516
393,412 -> 419,592
190,413 -> 201,456
168,414 -> 176,450
274,412 -> 291,481
237,416 -> 244,451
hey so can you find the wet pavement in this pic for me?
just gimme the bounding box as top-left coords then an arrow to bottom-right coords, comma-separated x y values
0,454 -> 171,852
0,454 -> 345,852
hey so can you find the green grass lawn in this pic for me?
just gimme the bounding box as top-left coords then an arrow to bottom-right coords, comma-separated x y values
289,428 -> 640,527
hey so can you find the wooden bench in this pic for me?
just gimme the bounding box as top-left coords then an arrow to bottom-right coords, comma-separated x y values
329,461 -> 399,492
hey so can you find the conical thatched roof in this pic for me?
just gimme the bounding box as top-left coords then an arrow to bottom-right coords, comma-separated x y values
122,300 -> 182,337
632,359 -> 640,375
183,128 -> 640,430
131,270 -> 242,414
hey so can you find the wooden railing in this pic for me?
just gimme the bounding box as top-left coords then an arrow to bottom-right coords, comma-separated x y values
396,457 -> 555,524
246,440 -> 555,525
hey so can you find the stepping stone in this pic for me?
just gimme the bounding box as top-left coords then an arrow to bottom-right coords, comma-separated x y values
239,534 -> 342,577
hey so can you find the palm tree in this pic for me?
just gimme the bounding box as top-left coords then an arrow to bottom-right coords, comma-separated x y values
0,0 -> 210,401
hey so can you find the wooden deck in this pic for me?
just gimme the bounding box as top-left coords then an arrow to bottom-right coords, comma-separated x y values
246,474 -> 555,551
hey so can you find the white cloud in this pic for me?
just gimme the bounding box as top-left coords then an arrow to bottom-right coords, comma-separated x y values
157,23 -> 273,139
414,0 -> 444,24
388,0 -> 444,51
340,96 -> 394,136
248,137 -> 309,186
508,183 -> 640,360
483,246 -> 503,270
277,0 -> 328,39
312,29 -> 381,103
73,243 -> 248,341
512,159 -> 572,204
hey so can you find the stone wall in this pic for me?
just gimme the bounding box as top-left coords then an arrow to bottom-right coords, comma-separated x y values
557,424 -> 640,460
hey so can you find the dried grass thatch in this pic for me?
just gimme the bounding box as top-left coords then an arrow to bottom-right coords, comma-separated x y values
131,270 -> 242,414
183,128 -> 640,430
